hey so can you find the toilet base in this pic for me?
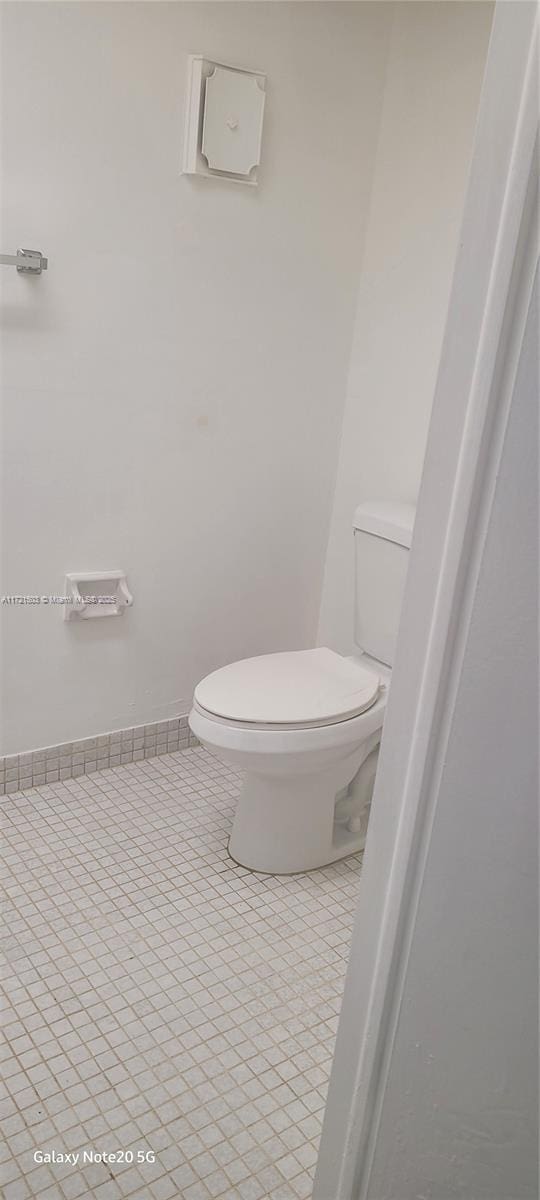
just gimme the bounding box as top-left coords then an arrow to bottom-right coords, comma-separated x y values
228,746 -> 378,874
227,828 -> 366,876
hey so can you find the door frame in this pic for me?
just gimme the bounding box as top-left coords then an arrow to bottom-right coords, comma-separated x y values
314,4 -> 539,1197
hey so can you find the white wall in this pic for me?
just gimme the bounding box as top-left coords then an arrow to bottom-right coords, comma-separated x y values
367,267 -> 539,1200
0,1 -> 394,754
318,1 -> 493,654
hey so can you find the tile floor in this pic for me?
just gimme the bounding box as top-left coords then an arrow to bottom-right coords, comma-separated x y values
1,747 -> 362,1200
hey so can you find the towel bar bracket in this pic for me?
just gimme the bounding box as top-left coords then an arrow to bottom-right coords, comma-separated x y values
0,248 -> 48,274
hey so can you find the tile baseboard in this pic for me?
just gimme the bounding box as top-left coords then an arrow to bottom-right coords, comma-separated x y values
0,716 -> 199,795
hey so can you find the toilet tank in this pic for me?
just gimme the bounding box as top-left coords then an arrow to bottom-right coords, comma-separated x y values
354,501 -> 415,667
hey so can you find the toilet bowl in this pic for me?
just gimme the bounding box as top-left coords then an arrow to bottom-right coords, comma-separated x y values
189,500 -> 415,874
189,647 -> 390,873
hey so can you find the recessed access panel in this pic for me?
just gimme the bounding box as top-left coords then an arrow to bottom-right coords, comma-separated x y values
183,56 -> 266,186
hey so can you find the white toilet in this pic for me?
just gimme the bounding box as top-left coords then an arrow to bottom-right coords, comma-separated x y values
189,501 -> 415,873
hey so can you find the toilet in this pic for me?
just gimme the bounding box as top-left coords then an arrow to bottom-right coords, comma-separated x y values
189,501 -> 415,873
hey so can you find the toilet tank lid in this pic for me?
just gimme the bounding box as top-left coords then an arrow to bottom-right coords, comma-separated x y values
353,501 -> 416,548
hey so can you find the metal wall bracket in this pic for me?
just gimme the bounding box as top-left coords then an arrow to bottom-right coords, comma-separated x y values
0,248 -> 48,274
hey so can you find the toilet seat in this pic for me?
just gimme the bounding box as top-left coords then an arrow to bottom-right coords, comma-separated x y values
194,647 -> 380,729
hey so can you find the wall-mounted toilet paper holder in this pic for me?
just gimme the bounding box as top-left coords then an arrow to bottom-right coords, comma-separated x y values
64,571 -> 133,621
